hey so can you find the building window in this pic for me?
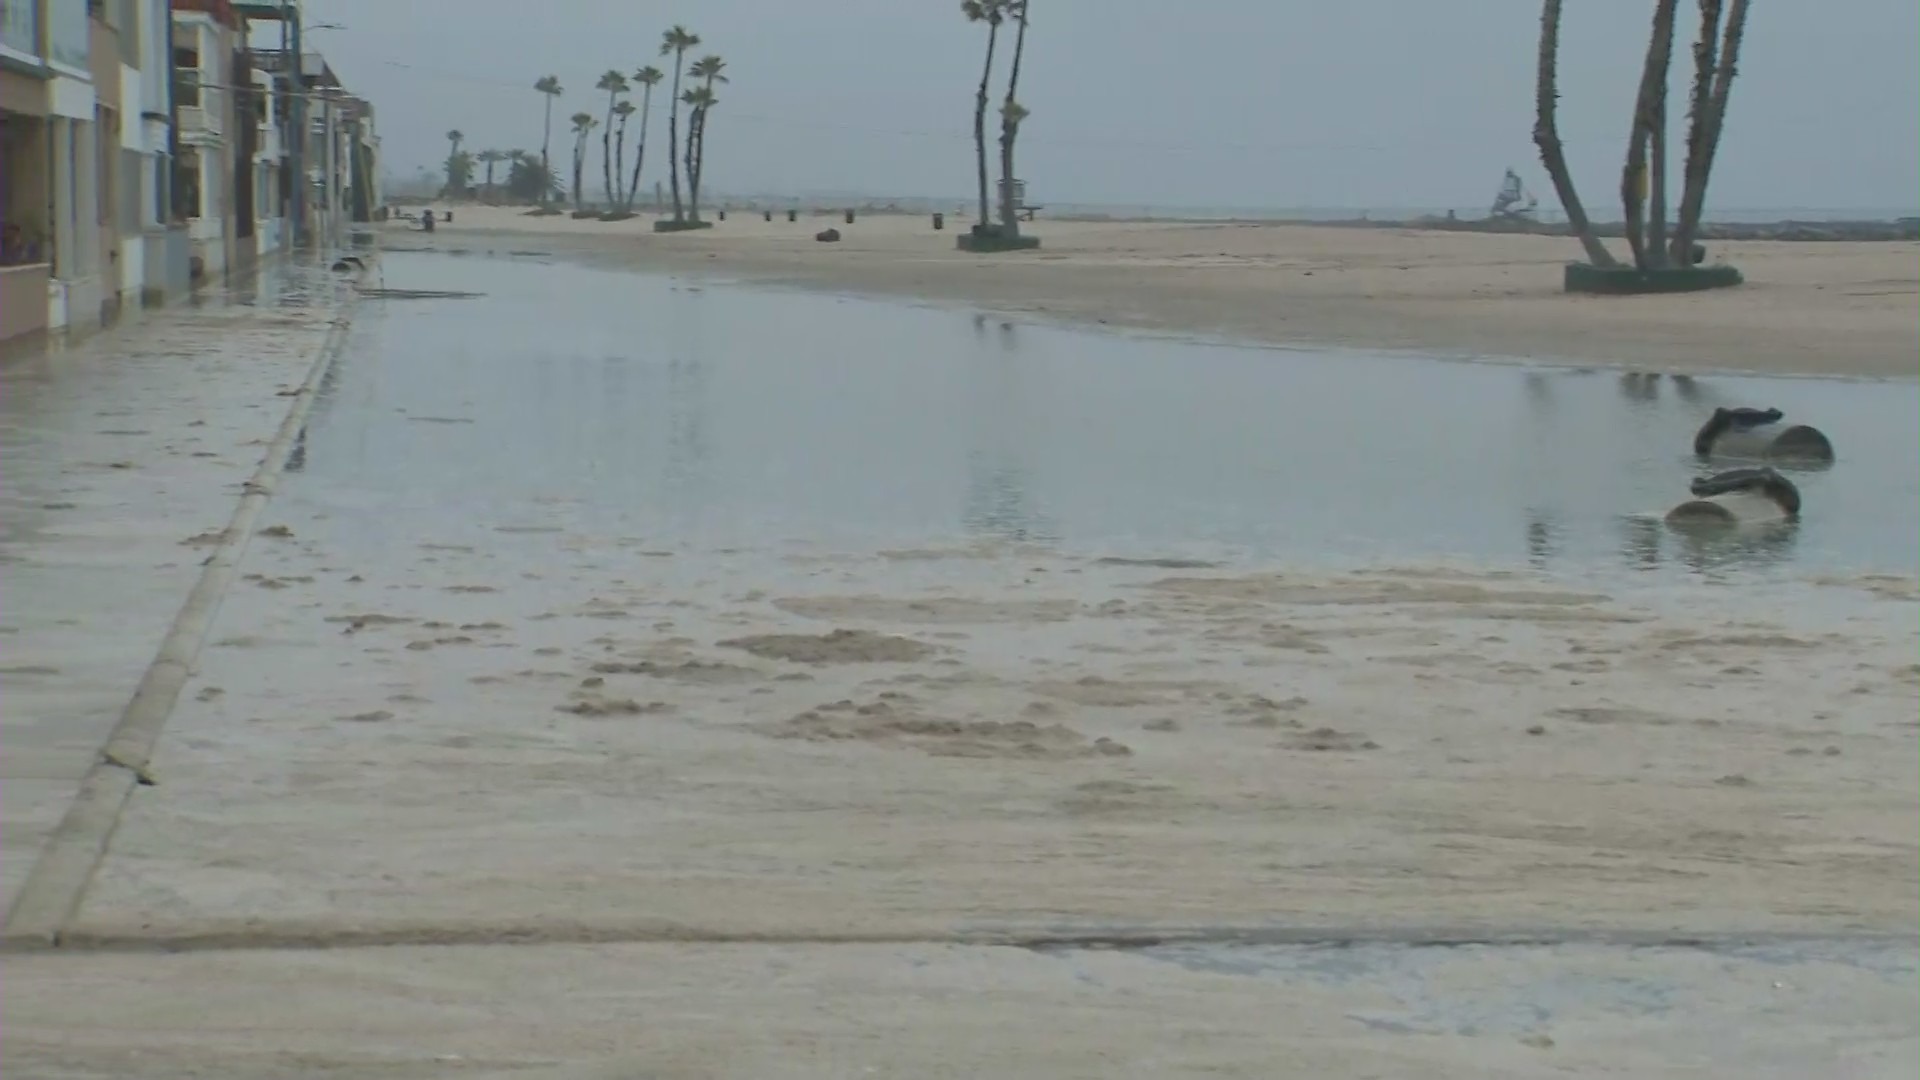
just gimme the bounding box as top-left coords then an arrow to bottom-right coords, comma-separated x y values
178,147 -> 202,221
120,148 -> 142,234
174,47 -> 200,107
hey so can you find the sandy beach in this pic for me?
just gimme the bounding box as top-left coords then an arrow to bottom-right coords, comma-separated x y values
402,206 -> 1920,379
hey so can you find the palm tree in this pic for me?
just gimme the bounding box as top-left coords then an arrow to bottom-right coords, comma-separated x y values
607,99 -> 637,215
533,76 -> 563,205
505,153 -> 553,202
962,0 -> 1008,231
1532,0 -> 1616,267
995,0 -> 1031,236
624,65 -> 665,212
444,151 -> 475,198
1621,0 -> 1678,268
477,149 -> 507,199
682,85 -> 718,220
443,129 -> 465,197
1670,0 -> 1749,264
595,70 -> 629,212
685,55 -> 728,220
569,112 -> 596,214
658,25 -> 701,222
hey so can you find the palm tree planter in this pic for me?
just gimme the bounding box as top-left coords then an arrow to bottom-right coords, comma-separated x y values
1563,260 -> 1741,294
1539,0 -> 1749,295
957,224 -> 1040,252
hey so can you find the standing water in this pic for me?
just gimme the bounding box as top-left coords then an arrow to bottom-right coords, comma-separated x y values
302,251 -> 1920,581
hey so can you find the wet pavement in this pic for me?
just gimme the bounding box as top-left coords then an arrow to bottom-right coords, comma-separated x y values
314,250 -> 1919,579
5,937 -> 1914,1078
0,261 -> 349,912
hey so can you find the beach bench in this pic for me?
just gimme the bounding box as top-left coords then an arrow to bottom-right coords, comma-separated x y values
998,178 -> 1042,222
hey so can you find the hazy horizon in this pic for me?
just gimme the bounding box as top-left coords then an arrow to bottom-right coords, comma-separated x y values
287,0 -> 1920,214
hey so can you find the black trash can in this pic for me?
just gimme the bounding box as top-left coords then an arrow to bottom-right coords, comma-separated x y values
764,210 -> 772,222
787,209 -> 797,222
844,209 -> 855,224
932,213 -> 944,230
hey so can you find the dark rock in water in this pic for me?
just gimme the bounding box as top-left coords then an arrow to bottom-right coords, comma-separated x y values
1689,465 -> 1802,516
1694,405 -> 1784,455
815,228 -> 842,243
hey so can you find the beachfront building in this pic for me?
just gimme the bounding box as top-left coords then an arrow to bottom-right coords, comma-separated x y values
246,60 -> 282,253
1,0 -> 375,341
170,0 -> 240,278
336,91 -> 377,223
120,0 -> 189,310
1,0 -> 55,342
35,0 -> 105,335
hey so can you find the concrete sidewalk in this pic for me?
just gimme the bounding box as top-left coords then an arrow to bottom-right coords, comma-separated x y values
6,938 -> 1913,1078
1,267 -> 352,917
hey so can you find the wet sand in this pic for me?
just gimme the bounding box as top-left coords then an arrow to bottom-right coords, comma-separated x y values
408,207 -> 1920,379
63,523 -> 1920,944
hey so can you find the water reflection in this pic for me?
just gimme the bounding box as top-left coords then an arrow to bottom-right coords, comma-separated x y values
1524,508 -> 1559,568
289,252 -> 1918,580
962,312 -> 1055,542
1611,513 -> 1801,574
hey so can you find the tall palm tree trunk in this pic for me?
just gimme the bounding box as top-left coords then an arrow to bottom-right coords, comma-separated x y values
540,100 -> 554,206
572,137 -> 586,213
612,122 -> 627,211
1533,0 -> 1617,267
684,108 -> 702,221
996,2 -> 1030,236
602,94 -> 617,210
972,21 -> 1000,228
666,57 -> 685,220
1622,0 -> 1678,269
1647,50 -> 1672,263
1671,0 -> 1748,263
625,87 -> 653,213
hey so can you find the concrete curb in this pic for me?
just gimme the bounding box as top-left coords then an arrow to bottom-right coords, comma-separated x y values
3,281 -> 362,948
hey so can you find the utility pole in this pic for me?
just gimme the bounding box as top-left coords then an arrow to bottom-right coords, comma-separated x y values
285,0 -> 305,247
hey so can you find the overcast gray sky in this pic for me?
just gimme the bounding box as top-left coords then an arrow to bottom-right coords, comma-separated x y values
293,0 -> 1920,212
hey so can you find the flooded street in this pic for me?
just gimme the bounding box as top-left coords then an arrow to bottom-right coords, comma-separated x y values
315,251 -> 1918,577
6,251 -> 1917,1078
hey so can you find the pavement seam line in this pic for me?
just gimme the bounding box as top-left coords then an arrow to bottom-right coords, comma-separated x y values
2,283 -> 362,950
5,924 -> 1910,958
